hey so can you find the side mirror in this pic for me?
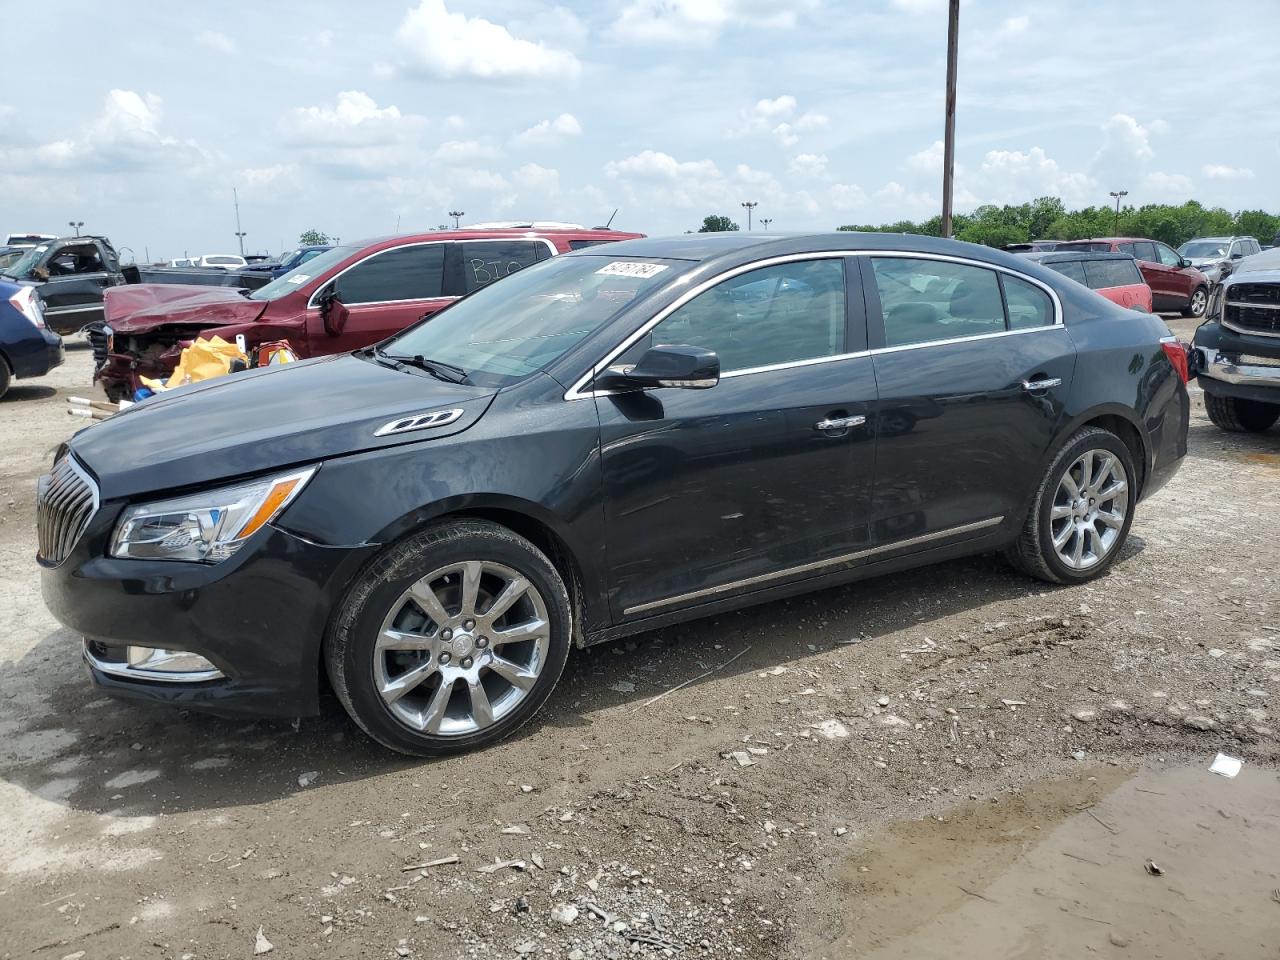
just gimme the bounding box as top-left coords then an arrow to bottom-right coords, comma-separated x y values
1179,257 -> 1192,269
320,288 -> 349,336
1230,252 -> 1243,260
595,344 -> 720,392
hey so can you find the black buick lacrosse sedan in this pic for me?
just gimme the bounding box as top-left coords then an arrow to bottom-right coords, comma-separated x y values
38,233 -> 1189,755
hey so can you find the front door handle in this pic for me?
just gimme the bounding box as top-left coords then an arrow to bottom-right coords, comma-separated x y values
1021,377 -> 1062,392
815,414 -> 866,431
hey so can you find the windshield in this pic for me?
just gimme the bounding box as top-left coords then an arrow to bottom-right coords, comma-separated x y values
249,244 -> 358,300
0,244 -> 48,279
381,255 -> 686,387
1179,241 -> 1228,258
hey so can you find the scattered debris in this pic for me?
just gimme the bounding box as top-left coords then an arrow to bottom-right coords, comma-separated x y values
401,855 -> 459,871
253,926 -> 274,955
297,771 -> 319,788
476,858 -> 526,874
610,681 -> 636,693
1144,859 -> 1164,877
550,903 -> 579,926
633,645 -> 753,711
501,824 -> 530,835
812,719 -> 850,740
1209,753 -> 1242,778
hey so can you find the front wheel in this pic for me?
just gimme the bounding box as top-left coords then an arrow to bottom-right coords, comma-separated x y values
1006,427 -> 1137,584
1182,285 -> 1208,318
1204,393 -> 1280,433
326,519 -> 572,756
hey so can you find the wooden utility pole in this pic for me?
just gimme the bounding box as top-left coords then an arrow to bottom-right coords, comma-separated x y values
940,0 -> 959,238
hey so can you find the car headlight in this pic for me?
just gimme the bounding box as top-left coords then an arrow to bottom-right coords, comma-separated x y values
110,466 -> 316,562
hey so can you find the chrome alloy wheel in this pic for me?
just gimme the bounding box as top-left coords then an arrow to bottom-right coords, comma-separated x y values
374,560 -> 550,736
1189,287 -> 1207,317
1050,450 -> 1129,571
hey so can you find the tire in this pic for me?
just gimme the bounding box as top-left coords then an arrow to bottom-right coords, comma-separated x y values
1182,285 -> 1208,318
1006,427 -> 1138,585
325,519 -> 572,757
1204,393 -> 1280,433
0,357 -> 10,400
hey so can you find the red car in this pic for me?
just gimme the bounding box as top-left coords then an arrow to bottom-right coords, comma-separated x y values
1020,251 -> 1153,312
1055,237 -> 1209,317
98,225 -> 643,401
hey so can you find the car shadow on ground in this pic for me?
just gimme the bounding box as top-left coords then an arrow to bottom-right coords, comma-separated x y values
2,541 -> 1146,821
1182,417 -> 1279,464
2,384 -> 57,403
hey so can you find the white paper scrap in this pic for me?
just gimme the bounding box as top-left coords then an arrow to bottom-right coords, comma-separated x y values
1209,752 -> 1242,778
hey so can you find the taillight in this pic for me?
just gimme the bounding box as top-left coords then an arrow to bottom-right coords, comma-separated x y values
1160,336 -> 1189,384
8,285 -> 45,329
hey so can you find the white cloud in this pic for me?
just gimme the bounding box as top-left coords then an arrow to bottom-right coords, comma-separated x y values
512,162 -> 561,196
282,91 -> 424,147
906,140 -> 945,174
609,0 -> 818,45
25,89 -> 204,173
511,113 -> 582,147
789,153 -> 828,178
1142,170 -> 1193,198
1090,113 -> 1156,187
999,15 -> 1029,37
197,30 -> 236,54
434,139 -> 502,163
395,0 -> 580,81
1203,163 -> 1254,180
606,150 -> 720,181
830,183 -> 869,211
731,95 -> 827,147
755,95 -> 797,119
239,164 -> 296,188
978,146 -> 1094,204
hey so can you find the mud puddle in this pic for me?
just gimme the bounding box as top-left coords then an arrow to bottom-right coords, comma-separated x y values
809,762 -> 1280,959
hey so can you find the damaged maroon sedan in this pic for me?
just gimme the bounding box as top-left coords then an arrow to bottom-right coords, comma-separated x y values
98,225 -> 642,401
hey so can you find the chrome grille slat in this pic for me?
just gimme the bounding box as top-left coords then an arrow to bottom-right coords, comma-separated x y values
36,454 -> 99,565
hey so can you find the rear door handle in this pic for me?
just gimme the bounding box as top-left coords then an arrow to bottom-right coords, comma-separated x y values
815,414 -> 866,431
1021,377 -> 1062,392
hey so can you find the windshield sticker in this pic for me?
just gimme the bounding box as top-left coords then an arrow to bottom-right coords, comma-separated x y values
596,261 -> 669,279
286,274 -> 310,284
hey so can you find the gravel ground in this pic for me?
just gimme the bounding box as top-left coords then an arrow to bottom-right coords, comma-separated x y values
1,326 -> 1277,959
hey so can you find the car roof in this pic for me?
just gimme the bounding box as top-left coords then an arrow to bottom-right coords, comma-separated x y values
564,231 -> 1034,264
347,227 -> 646,249
1020,251 -> 1138,264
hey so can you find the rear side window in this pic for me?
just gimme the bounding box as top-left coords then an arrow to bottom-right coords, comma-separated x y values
1059,242 -> 1110,253
1083,259 -> 1142,289
871,258 -> 1004,347
1130,241 -> 1157,262
458,241 -> 543,294
627,259 -> 846,373
1003,275 -> 1054,330
568,239 -> 613,250
334,244 -> 445,304
1047,260 -> 1086,284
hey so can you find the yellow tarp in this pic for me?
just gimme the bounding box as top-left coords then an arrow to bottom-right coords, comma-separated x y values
140,336 -> 248,392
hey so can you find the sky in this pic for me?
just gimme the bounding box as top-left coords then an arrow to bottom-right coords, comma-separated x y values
3,0 -> 1278,259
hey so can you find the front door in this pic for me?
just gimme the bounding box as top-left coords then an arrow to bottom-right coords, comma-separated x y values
1152,241 -> 1193,308
597,256 -> 877,620
35,241 -> 113,333
306,242 -> 451,353
862,254 -> 1074,546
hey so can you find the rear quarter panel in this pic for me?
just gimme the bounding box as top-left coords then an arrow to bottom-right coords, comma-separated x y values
1099,282 -> 1153,312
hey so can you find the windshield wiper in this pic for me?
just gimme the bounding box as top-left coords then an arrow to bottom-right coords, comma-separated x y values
374,347 -> 469,383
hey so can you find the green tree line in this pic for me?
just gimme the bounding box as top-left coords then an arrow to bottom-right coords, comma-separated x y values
836,198 -> 1280,249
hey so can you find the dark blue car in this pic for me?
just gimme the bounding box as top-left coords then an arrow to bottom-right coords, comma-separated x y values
1,278 -> 63,398
268,244 -> 332,279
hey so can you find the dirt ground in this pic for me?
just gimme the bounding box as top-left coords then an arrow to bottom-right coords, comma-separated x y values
2,325 -> 1278,959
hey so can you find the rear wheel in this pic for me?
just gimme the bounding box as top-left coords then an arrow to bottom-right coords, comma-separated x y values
1204,393 -> 1280,433
0,357 -> 10,400
1182,285 -> 1208,318
1007,427 -> 1137,584
326,519 -> 572,756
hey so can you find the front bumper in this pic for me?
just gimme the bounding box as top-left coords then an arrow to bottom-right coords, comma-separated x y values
41,504 -> 379,718
1194,344 -> 1280,404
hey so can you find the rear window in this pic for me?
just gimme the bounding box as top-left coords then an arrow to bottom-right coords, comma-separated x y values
1059,242 -> 1111,253
1083,259 -> 1143,289
568,239 -> 614,250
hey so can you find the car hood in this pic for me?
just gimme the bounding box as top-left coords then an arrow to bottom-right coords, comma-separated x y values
104,284 -> 270,334
1226,267 -> 1280,287
68,353 -> 497,500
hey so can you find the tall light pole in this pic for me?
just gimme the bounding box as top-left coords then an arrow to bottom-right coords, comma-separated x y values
449,210 -> 465,229
940,0 -> 960,238
68,220 -> 84,237
740,201 -> 758,231
761,218 -> 773,231
233,187 -> 246,257
1109,190 -> 1128,234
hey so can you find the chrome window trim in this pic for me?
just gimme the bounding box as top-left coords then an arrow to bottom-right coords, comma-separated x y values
623,515 -> 1005,616
1225,299 -> 1280,311
563,249 -> 1064,401
305,237 -> 558,310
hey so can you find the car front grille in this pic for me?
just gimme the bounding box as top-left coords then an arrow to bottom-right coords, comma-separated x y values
1229,283 -> 1280,307
1225,301 -> 1280,337
37,453 -> 99,565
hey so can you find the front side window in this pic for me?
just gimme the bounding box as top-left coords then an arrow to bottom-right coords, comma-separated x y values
622,259 -> 846,374
334,244 -> 446,304
47,244 -> 105,276
1155,243 -> 1182,267
458,241 -> 543,294
872,257 -> 1004,347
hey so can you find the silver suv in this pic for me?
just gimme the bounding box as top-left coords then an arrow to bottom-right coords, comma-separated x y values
1177,236 -> 1262,284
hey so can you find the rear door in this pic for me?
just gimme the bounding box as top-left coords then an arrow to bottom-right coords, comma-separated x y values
308,242 -> 451,352
596,255 -> 877,620
863,254 -> 1074,546
1152,242 -> 1195,306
